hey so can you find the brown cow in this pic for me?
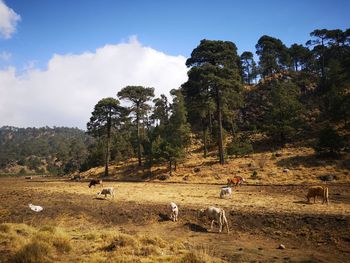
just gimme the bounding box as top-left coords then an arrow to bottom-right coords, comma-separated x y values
227,176 -> 245,187
306,186 -> 329,204
89,179 -> 103,188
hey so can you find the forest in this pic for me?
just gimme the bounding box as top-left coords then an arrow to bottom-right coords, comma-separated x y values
1,28 -> 349,176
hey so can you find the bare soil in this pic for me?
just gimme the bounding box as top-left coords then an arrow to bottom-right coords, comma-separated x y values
0,177 -> 349,262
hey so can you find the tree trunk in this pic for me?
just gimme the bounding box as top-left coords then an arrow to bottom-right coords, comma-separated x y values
104,116 -> 111,177
321,38 -> 325,78
247,60 -> 251,85
174,160 -> 177,171
216,89 -> 225,165
280,131 -> 285,146
203,126 -> 208,158
209,108 -> 213,137
231,116 -> 235,137
136,104 -> 142,166
169,160 -> 172,176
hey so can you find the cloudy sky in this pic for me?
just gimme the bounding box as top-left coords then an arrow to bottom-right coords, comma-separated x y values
0,0 -> 349,129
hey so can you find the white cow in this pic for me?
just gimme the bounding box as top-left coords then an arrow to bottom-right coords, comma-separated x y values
98,187 -> 115,199
29,203 -> 43,212
200,206 -> 229,233
169,202 -> 179,222
220,187 -> 232,199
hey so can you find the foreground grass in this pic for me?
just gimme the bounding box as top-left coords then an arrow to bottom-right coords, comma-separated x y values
0,223 -> 224,263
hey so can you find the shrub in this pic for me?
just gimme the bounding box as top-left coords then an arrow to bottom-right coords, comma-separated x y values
0,223 -> 11,233
315,125 -> 345,154
10,240 -> 52,263
227,138 -> 253,157
103,234 -> 138,252
18,168 -> 27,175
180,248 -> 220,263
251,171 -> 258,179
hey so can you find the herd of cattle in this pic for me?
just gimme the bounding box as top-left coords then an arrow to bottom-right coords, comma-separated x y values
85,175 -> 329,234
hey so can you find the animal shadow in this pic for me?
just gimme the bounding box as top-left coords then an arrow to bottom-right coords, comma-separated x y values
184,223 -> 208,233
93,197 -> 107,201
293,200 -> 311,205
158,213 -> 171,222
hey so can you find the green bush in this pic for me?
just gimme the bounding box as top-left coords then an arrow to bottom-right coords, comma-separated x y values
227,138 -> 253,157
251,170 -> 258,179
18,168 -> 27,175
315,125 -> 345,154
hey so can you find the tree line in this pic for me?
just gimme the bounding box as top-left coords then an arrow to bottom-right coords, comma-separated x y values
87,28 -> 350,177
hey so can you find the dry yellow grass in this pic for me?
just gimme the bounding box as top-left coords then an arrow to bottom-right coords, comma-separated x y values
0,222 -> 222,263
0,223 -> 71,263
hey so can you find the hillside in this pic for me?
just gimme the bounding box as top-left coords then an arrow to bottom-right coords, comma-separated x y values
0,126 -> 93,175
80,141 -> 350,185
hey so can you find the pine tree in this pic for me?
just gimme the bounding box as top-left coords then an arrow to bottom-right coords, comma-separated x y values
185,39 -> 243,164
118,86 -> 155,166
87,98 -> 125,177
263,80 -> 304,144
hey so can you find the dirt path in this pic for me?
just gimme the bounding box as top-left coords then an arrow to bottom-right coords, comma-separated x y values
0,177 -> 349,262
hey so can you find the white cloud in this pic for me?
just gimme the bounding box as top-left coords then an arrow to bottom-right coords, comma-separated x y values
0,38 -> 188,129
0,0 -> 21,39
0,51 -> 11,61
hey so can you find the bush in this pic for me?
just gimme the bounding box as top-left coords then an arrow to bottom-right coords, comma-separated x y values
227,138 -> 253,157
251,171 -> 258,179
35,167 -> 45,174
180,249 -> 220,263
18,168 -> 27,175
315,125 -> 345,154
26,157 -> 42,171
47,163 -> 64,176
10,240 -> 52,263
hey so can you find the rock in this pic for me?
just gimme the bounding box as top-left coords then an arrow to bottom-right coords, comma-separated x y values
193,167 -> 201,173
278,244 -> 285,249
183,175 -> 189,181
283,168 -> 290,173
158,175 -> 169,181
269,171 -> 277,176
275,151 -> 283,157
319,175 -> 337,181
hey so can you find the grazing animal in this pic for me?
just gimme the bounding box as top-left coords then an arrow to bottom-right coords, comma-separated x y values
25,176 -> 32,180
220,187 -> 232,199
169,202 -> 179,222
29,204 -> 43,212
227,176 -> 245,187
89,179 -> 103,188
200,206 -> 229,233
98,187 -> 115,199
306,186 -> 329,204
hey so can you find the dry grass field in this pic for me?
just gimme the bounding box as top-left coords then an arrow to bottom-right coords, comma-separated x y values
1,146 -> 349,262
0,174 -> 349,262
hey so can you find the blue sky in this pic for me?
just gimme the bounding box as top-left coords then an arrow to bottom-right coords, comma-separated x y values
0,0 -> 349,128
2,0 -> 349,69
